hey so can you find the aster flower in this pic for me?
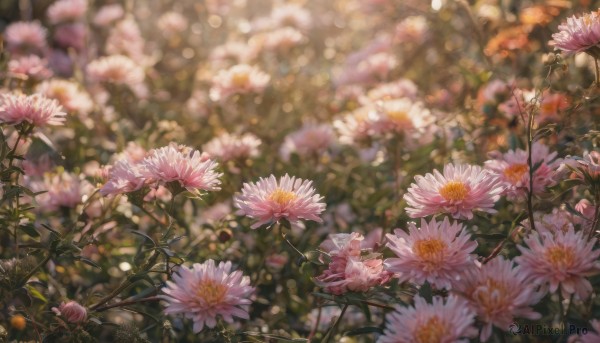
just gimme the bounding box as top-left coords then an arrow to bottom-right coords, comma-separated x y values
395,16 -> 430,44
86,55 -> 145,90
515,229 -> 600,300
36,79 -> 93,115
271,4 -> 312,31
209,64 -> 270,101
93,4 -> 124,27
551,10 -> 600,56
453,257 -> 542,342
54,23 -> 87,51
4,21 -> 47,53
404,163 -> 504,220
333,105 -> 374,145
262,27 -> 306,51
158,12 -> 188,36
141,144 -> 222,195
47,0 -> 88,24
234,174 -> 325,229
203,132 -> 261,162
106,19 -> 146,61
28,172 -> 92,211
378,295 -> 476,343
100,159 -> 148,196
362,79 -> 419,104
8,55 -> 53,80
279,123 -> 335,161
368,98 -> 435,145
385,217 -> 478,289
161,260 -> 254,333
52,301 -> 87,324
0,93 -> 66,127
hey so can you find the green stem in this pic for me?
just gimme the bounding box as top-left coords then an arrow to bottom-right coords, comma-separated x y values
324,304 -> 348,343
526,108 -> 537,232
89,278 -> 133,311
93,295 -> 160,312
18,254 -> 51,286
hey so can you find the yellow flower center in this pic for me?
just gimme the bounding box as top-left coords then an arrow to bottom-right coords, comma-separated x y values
196,279 -> 227,306
503,163 -> 528,184
268,188 -> 297,205
413,238 -> 446,262
545,246 -> 574,269
414,316 -> 446,343
439,181 -> 469,202
386,110 -> 410,124
231,72 -> 250,87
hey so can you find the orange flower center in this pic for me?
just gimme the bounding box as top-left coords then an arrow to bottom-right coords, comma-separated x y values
268,188 -> 297,205
196,279 -> 227,306
231,72 -> 250,87
414,316 -> 446,343
413,238 -> 446,262
503,163 -> 528,184
545,246 -> 574,269
475,278 -> 509,312
439,181 -> 469,202
386,110 -> 410,124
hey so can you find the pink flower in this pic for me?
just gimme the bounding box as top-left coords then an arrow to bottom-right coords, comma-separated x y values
378,295 -> 477,343
453,257 -> 542,342
160,260 -> 254,332
106,19 -> 146,61
271,4 -> 312,31
234,174 -> 325,229
319,232 -> 364,258
578,151 -> 600,181
52,301 -> 87,324
515,229 -> 600,300
551,10 -> 600,55
361,79 -> 419,104
93,4 -> 124,27
86,55 -> 145,89
484,142 -> 560,201
539,91 -> 569,123
404,164 -> 504,220
209,64 -> 270,101
100,159 -> 148,196
141,144 -> 222,195
279,123 -> 334,161
36,79 -> 93,115
47,0 -> 88,24
569,320 -> 600,343
203,132 -> 261,162
261,27 -> 306,51
4,21 -> 47,54
368,98 -> 435,143
8,55 -> 53,80
29,172 -> 92,211
54,23 -> 87,51
333,106 -> 375,145
385,217 -> 478,289
395,16 -> 430,44
0,93 -> 66,127
158,12 -> 188,36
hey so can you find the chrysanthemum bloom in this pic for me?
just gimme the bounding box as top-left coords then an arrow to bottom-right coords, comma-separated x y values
484,142 -> 560,201
52,300 -> 87,324
158,12 -> 189,35
395,16 -> 430,44
141,145 -> 222,195
36,79 -> 93,115
368,98 -> 435,146
356,52 -> 398,82
515,229 -> 600,300
209,41 -> 257,66
404,164 -> 504,220
86,55 -> 145,89
578,151 -> 600,182
262,27 -> 306,51
385,217 -> 477,289
319,232 -> 364,258
453,257 -> 542,342
234,174 -> 325,229
92,4 -> 124,27
551,10 -> 600,56
209,64 -> 270,101
525,208 -> 575,235
161,260 -> 254,333
203,132 -> 261,162
4,21 -> 47,53
271,4 -> 312,31
47,0 -> 88,24
100,159 -> 148,196
333,106 -> 374,145
106,19 -> 146,61
279,123 -> 335,161
29,172 -> 92,211
8,55 -> 53,80
378,295 -> 477,343
0,93 -> 66,127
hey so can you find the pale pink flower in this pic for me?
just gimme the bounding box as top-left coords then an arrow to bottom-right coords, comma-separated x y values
484,142 -> 561,201
356,52 -> 398,82
575,199 -> 596,231
114,142 -> 148,164
31,172 -> 92,211
54,23 -> 87,51
52,301 -> 87,324
4,21 -> 47,54
280,123 -> 334,160
578,151 -> 600,181
158,12 -> 188,35
0,93 -> 66,126
527,208 -> 575,235
453,257 -> 542,342
333,105 -> 375,145
361,79 -> 419,104
203,132 -> 261,162
497,88 -> 532,120
8,55 -> 53,80
47,0 -> 88,24
271,4 -> 312,31
515,229 -> 600,300
23,154 -> 54,177
141,145 -> 222,195
100,159 -> 148,196
93,4 -> 124,27
106,19 -> 146,61
385,217 -> 477,289
262,27 -> 305,51
86,55 -> 145,89
161,260 -> 254,333
210,42 -> 257,66
209,64 -> 270,102
395,16 -> 430,43
265,253 -> 288,271
234,174 -> 325,229
36,79 -> 93,115
404,164 -> 504,220
378,295 -> 477,343
368,98 -> 435,146
551,10 -> 600,55
319,232 -> 364,258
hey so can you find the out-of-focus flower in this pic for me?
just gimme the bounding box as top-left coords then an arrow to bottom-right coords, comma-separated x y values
551,10 -> 600,56
158,12 -> 188,36
30,172 -> 92,211
203,132 -> 261,162
106,19 -> 146,61
568,319 -> 600,343
485,26 -> 531,59
47,0 -> 88,24
0,93 -> 66,127
385,217 -> 477,289
484,142 -> 560,201
141,144 -> 222,195
100,159 -> 148,196
210,42 -> 257,66
271,4 -> 312,31
333,106 -> 374,145
378,296 -> 477,343
4,21 -> 47,54
404,164 -> 504,220
23,154 -> 54,177
578,151 -> 600,182
497,88 -> 532,120
539,91 -> 569,123
516,229 -> 600,300
368,98 -> 436,146
8,55 -> 53,80
453,257 -> 542,342
160,260 -> 254,333
234,174 -> 325,229
48,49 -> 74,77
395,16 -> 430,43
361,79 -> 419,104
261,27 -> 306,52
519,5 -> 561,26
334,35 -> 393,86
356,52 -> 398,83
36,79 -> 93,115
86,55 -> 145,90
575,199 -> 596,231
54,23 -> 87,51
265,253 -> 288,271
209,64 -> 270,101
280,123 -> 334,161
52,300 -> 87,324
93,4 -> 124,27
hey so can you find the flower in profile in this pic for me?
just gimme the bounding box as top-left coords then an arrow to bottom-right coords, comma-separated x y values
515,229 -> 600,300
551,10 -> 600,56
234,174 -> 325,229
209,64 -> 270,101
404,164 -> 504,220
36,79 -> 93,115
100,159 -> 148,196
378,295 -> 476,343
86,55 -> 145,90
141,144 -> 222,195
0,93 -> 66,127
8,55 -> 53,80
385,217 -> 477,289
4,21 -> 47,54
52,300 -> 87,324
203,132 -> 261,162
279,123 -> 335,161
453,257 -> 542,342
161,260 -> 254,333
93,4 -> 124,27
47,0 -> 88,24
577,151 -> 600,182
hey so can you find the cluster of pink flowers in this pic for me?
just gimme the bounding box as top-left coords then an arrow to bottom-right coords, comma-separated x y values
209,64 -> 270,101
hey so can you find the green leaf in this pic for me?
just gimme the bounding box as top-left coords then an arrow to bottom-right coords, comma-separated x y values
20,223 -> 39,238
131,230 -> 157,246
344,326 -> 383,336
